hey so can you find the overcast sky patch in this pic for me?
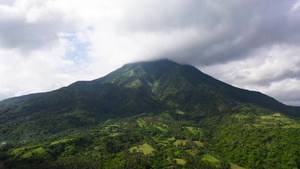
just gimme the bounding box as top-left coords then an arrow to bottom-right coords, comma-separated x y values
0,0 -> 299,106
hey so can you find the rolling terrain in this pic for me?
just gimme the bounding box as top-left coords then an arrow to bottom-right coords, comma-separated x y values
0,59 -> 299,168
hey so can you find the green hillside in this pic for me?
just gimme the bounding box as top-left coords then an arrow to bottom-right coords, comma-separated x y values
0,59 -> 299,168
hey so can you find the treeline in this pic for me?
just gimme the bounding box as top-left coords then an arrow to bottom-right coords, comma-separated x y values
1,114 -> 229,169
1,107 -> 300,169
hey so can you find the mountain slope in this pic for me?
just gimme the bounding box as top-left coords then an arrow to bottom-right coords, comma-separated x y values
1,59 -> 300,169
0,59 -> 299,141
72,59 -> 299,116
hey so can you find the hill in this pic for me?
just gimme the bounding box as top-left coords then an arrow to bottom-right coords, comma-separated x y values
0,59 -> 299,168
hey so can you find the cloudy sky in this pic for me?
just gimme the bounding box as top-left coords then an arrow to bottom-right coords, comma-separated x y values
0,0 -> 300,106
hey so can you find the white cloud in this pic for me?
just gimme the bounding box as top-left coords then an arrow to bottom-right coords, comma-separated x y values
0,38 -> 76,99
262,79 -> 300,106
0,0 -> 299,106
291,0 -> 300,11
202,44 -> 300,105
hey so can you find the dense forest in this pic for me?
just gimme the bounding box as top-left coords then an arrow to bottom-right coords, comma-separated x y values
1,105 -> 300,169
0,60 -> 299,168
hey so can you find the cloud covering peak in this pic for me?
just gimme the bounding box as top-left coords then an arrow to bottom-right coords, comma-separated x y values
0,0 -> 300,106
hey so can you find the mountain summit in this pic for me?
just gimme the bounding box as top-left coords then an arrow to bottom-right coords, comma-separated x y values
71,59 -> 299,116
0,59 -> 299,141
1,59 -> 300,169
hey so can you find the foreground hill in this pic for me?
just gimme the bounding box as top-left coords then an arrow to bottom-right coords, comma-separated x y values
0,59 -> 299,168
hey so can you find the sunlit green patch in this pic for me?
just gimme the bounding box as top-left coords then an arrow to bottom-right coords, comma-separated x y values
201,154 -> 220,163
166,101 -> 178,107
157,142 -> 167,146
185,126 -> 201,134
260,113 -> 281,119
33,147 -> 46,154
155,126 -> 168,132
11,145 -> 38,157
110,133 -> 119,137
50,138 -> 72,145
176,109 -> 185,115
167,137 -> 175,141
137,120 -> 146,127
162,124 -> 168,127
12,148 -> 26,156
174,150 -> 180,156
174,158 -> 186,165
160,140 -> 169,144
129,143 -> 154,155
234,114 -> 249,121
258,113 -> 300,128
126,79 -> 142,88
230,163 -> 245,169
187,150 -> 199,156
22,147 -> 46,158
253,124 -> 263,127
173,140 -> 188,146
193,141 -> 204,147
104,124 -> 120,130
22,152 -> 32,158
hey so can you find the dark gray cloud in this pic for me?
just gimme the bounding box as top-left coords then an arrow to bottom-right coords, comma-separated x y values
114,1 -> 300,66
0,0 -> 299,106
160,1 -> 300,66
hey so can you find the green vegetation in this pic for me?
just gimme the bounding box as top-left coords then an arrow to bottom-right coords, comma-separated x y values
155,126 -> 168,133
0,59 -> 300,168
202,154 -> 221,163
129,143 -> 154,155
194,141 -> 204,147
22,147 -> 46,158
173,140 -> 188,146
50,139 -> 72,145
175,158 -> 186,165
176,109 -> 185,115
0,115 -> 228,168
1,107 -> 300,168
230,163 -> 245,169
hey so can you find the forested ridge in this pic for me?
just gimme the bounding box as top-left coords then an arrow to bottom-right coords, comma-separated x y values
0,60 -> 299,168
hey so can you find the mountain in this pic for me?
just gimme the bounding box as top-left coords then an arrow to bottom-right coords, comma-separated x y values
0,59 -> 299,140
0,59 -> 300,169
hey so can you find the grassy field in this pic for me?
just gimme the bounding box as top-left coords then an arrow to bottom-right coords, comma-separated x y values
193,141 -> 204,147
173,140 -> 188,146
22,147 -> 46,158
230,163 -> 245,169
201,154 -> 220,163
167,137 -> 175,141
174,158 -> 186,165
129,143 -> 154,155
50,138 -> 72,145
